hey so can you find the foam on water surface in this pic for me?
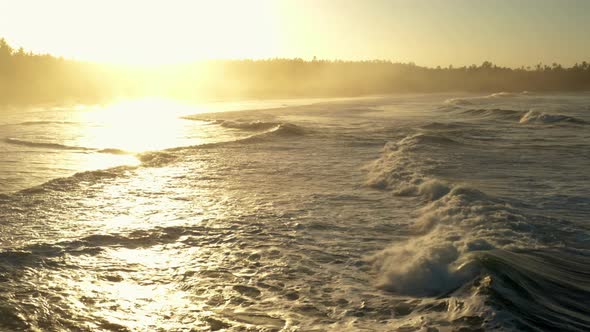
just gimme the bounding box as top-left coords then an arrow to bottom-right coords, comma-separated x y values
1,93 -> 589,331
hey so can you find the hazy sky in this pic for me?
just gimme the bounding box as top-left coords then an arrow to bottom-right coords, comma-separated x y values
1,0 -> 589,67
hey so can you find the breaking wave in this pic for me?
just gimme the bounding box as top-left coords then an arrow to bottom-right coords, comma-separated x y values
364,126 -> 590,330
366,134 -> 528,296
365,132 -> 459,192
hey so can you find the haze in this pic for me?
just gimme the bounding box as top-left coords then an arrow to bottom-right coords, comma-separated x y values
1,0 -> 590,67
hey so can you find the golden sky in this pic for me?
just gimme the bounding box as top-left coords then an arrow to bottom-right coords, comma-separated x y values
1,0 -> 589,67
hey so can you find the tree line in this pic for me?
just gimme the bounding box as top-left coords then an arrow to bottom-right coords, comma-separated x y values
1,38 -> 590,105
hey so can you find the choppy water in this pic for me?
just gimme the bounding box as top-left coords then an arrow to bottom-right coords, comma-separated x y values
0,93 -> 589,331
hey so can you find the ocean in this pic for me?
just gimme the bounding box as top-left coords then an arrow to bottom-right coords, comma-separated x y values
0,92 -> 589,331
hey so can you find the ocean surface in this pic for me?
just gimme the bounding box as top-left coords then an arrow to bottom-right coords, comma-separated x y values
0,93 -> 589,331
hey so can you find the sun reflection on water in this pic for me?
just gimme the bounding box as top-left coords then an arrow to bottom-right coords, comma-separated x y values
71,246 -> 199,331
78,97 -> 210,153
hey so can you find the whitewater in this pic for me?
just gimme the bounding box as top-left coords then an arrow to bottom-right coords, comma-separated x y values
0,93 -> 589,331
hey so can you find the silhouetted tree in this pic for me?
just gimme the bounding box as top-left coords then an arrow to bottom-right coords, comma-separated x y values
0,38 -> 590,106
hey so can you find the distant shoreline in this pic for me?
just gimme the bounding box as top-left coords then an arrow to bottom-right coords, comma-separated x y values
2,38 -> 590,107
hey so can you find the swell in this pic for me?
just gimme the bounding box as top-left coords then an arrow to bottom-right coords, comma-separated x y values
448,108 -> 587,126
3,138 -> 130,155
16,120 -> 78,126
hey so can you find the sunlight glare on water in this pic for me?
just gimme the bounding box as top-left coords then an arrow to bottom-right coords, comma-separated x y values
1,94 -> 589,331
78,97 -> 212,153
0,97 -> 239,193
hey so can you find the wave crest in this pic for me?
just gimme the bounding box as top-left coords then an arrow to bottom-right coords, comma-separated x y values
444,98 -> 474,106
365,133 -> 459,192
137,151 -> 178,167
3,138 -> 131,155
3,138 -> 94,151
17,121 -> 77,126
459,108 -> 523,121
367,184 -> 532,297
236,123 -> 305,144
365,134 -> 538,300
519,110 -> 587,125
216,120 -> 281,131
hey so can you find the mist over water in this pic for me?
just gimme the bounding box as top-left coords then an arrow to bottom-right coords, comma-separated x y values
1,93 -> 589,331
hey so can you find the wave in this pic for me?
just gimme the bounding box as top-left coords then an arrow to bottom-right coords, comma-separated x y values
419,122 -> 469,130
214,120 -> 281,131
485,91 -> 523,98
365,130 -> 590,330
365,132 -> 460,192
447,107 -> 587,126
366,134 -> 536,297
458,108 -> 523,121
479,249 -> 590,331
367,185 -> 526,294
444,98 -> 474,106
255,123 -> 304,137
3,138 -> 95,151
1,225 -> 203,262
137,151 -> 178,167
16,120 -> 78,126
366,170 -> 586,329
12,151 -> 177,194
8,122 -> 306,195
17,167 -> 131,195
519,110 -> 588,125
219,123 -> 305,145
183,117 -> 282,131
374,247 -> 590,331
444,91 -> 530,107
97,148 -> 131,155
3,138 -> 131,155
173,122 -> 305,151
